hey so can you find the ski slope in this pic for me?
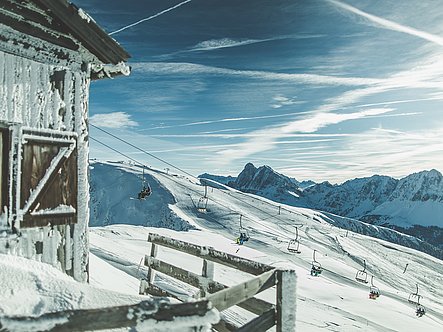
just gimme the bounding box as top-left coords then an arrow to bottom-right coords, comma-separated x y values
89,162 -> 443,331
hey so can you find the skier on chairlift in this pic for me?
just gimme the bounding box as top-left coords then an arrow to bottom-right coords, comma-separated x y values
237,231 -> 249,245
138,184 -> 152,200
416,305 -> 425,317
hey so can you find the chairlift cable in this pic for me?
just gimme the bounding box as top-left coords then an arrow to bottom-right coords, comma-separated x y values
91,124 -> 195,179
91,124 -> 304,225
90,128 -> 304,231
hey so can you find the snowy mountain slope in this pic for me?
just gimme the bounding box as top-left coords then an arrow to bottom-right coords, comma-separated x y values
88,161 -> 443,331
203,163 -> 443,247
305,169 -> 443,229
89,162 -> 195,231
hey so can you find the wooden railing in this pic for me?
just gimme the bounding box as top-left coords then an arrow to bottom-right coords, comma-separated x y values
0,298 -> 218,332
140,233 -> 297,331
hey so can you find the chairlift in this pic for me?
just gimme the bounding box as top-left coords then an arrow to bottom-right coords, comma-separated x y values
197,186 -> 209,212
137,166 -> 152,200
408,284 -> 422,305
287,227 -> 301,254
355,259 -> 368,283
416,304 -> 426,317
310,250 -> 322,276
369,276 -> 380,299
236,215 -> 250,245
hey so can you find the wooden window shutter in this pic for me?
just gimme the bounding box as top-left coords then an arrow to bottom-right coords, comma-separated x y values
19,130 -> 77,228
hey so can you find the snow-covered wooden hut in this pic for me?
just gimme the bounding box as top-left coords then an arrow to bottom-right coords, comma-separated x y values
0,0 -> 130,282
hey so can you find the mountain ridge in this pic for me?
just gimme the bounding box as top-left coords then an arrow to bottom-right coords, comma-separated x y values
199,163 -> 443,247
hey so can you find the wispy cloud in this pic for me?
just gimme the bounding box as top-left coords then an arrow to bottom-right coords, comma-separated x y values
141,110 -> 314,131
188,34 -> 324,52
90,112 -> 138,128
326,0 -> 443,46
110,0 -> 192,35
213,108 -> 395,164
279,108 -> 394,134
276,126 -> 443,183
131,62 -> 382,86
190,38 -> 270,51
271,94 -> 304,109
356,97 -> 443,108
174,50 -> 443,171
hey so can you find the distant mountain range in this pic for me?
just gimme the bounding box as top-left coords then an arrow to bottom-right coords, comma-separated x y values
200,163 -> 443,248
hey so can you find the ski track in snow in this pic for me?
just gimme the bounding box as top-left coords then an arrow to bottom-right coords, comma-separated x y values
89,162 -> 443,331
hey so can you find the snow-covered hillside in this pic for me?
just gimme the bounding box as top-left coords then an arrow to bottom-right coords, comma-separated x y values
202,164 -> 443,248
89,162 -> 195,231
87,161 -> 443,331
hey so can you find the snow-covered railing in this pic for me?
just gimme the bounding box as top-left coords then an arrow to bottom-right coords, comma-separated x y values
140,233 -> 296,332
0,298 -> 218,332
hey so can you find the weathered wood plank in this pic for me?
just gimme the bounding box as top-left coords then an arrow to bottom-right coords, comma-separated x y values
0,299 -> 216,332
148,233 -> 273,275
212,319 -> 238,332
276,270 -> 296,332
144,256 -> 274,315
0,10 -> 79,51
37,0 -> 130,64
237,309 -> 276,332
1,0 -> 54,31
206,269 -> 276,312
146,243 -> 158,284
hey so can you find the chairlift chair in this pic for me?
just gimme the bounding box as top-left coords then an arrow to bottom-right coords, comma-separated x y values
197,186 -> 209,212
355,259 -> 368,284
416,304 -> 426,317
369,276 -> 380,299
408,284 -> 422,305
310,250 -> 322,276
197,197 -> 208,212
137,166 -> 152,200
236,215 -> 250,245
287,227 -> 301,254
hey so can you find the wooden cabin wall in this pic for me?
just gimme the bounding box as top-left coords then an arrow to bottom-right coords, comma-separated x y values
0,50 -> 90,282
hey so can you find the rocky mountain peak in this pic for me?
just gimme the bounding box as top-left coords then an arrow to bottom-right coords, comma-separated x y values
233,163 -> 301,197
390,169 -> 443,202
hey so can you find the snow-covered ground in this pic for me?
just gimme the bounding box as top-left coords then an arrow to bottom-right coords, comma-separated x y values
87,162 -> 443,331
1,161 -> 441,331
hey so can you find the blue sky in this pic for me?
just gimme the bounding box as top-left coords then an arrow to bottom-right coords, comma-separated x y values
77,0 -> 443,183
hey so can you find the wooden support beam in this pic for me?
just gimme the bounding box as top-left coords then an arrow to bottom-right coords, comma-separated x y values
276,270 -> 296,332
0,299 -> 216,332
206,269 -> 276,312
146,243 -> 158,284
237,309 -> 276,332
212,319 -> 238,332
148,233 -> 273,275
37,0 -> 130,64
0,10 -> 78,51
144,256 -> 274,315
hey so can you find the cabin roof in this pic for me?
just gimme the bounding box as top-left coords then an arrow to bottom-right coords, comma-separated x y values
0,0 -> 130,65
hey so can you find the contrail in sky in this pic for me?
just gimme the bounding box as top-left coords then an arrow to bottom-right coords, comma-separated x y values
326,0 -> 443,46
110,0 -> 192,36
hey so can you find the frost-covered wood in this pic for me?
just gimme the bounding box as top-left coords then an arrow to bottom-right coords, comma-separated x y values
276,270 -> 297,332
0,52 -> 80,130
143,233 -> 297,331
148,233 -> 274,275
0,299 -> 219,332
205,269 -> 275,312
0,0 -> 130,283
143,255 -> 273,315
236,309 -> 276,332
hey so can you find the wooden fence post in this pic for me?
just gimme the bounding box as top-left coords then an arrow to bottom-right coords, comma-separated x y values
276,269 -> 296,332
200,258 -> 214,297
140,242 -> 158,295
